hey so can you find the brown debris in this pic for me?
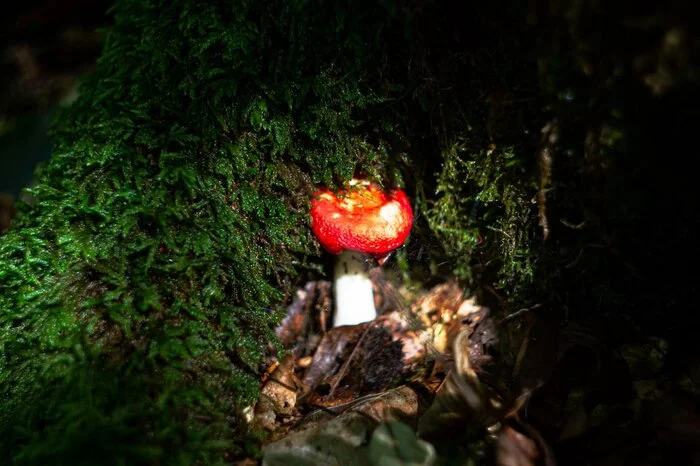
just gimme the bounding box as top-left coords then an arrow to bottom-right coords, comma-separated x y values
254,355 -> 299,431
300,323 -> 368,396
412,280 -> 465,328
418,328 -> 496,438
256,276 -> 564,466
262,386 -> 426,465
256,279 -> 483,436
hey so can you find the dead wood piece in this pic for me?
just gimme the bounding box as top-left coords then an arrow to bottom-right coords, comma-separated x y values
276,280 -> 332,356
300,324 -> 367,395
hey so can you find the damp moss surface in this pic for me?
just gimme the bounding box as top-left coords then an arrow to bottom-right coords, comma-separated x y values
0,0 -> 414,463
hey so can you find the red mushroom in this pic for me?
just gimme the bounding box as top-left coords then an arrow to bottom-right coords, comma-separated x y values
310,178 -> 413,326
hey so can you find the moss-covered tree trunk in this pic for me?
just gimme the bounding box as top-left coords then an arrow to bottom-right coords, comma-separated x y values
0,1 -> 410,462
2,0 -> 698,464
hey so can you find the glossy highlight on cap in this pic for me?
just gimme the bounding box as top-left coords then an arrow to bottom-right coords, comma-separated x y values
310,179 -> 413,257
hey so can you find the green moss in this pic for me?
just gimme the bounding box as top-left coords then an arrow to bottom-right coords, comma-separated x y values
426,142 -> 536,290
1,0 -> 413,463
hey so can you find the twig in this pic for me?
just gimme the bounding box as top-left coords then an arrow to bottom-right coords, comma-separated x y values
560,218 -> 586,230
265,376 -> 298,393
326,320 -> 376,400
500,303 -> 543,323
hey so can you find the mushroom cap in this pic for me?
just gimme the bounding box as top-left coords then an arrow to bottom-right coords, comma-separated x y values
310,179 -> 413,257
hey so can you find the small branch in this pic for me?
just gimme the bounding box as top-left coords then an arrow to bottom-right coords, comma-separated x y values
560,218 -> 586,230
500,303 -> 543,323
538,120 -> 558,241
326,322 -> 373,400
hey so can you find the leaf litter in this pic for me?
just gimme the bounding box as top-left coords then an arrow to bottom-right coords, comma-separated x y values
246,268 -> 700,466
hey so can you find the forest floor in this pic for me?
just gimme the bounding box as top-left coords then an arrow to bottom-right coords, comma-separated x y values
251,270 -> 699,466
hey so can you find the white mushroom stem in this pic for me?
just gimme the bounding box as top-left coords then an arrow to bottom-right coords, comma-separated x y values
332,250 -> 377,327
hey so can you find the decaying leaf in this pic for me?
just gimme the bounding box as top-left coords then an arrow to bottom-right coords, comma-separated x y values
417,328 -> 491,438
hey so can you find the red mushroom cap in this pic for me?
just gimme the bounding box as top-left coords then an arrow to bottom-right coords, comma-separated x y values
310,179 -> 413,257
